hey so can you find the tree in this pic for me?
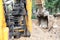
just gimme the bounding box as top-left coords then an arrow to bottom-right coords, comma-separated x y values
45,0 -> 60,14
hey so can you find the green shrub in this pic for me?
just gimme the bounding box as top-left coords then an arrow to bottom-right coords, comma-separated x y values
45,0 -> 60,14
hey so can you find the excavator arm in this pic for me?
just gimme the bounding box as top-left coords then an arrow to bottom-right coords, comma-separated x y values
0,0 -> 9,40
26,0 -> 32,33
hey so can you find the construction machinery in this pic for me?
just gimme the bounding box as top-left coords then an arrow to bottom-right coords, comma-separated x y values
0,0 -> 32,40
36,0 -> 49,29
36,0 -> 57,31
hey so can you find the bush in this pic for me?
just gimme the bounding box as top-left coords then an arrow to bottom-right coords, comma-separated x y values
45,0 -> 60,14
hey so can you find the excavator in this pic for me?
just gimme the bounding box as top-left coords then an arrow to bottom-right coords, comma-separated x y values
0,0 -> 32,40
36,0 -> 49,29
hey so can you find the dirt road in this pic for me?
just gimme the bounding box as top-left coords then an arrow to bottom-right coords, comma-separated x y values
13,19 -> 60,40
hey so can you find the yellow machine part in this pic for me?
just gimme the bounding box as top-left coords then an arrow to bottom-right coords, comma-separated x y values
3,27 -> 9,40
26,0 -> 32,33
0,27 -> 3,40
0,0 -> 9,40
0,0 -> 32,40
0,27 -> 9,40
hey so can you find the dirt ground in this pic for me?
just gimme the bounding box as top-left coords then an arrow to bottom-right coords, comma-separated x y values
13,19 -> 60,40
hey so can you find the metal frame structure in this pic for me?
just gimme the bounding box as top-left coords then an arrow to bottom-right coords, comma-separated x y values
0,0 -> 32,40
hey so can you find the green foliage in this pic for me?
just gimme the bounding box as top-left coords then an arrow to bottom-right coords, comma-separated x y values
32,0 -> 37,10
45,0 -> 60,14
32,0 -> 37,19
32,14 -> 37,19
